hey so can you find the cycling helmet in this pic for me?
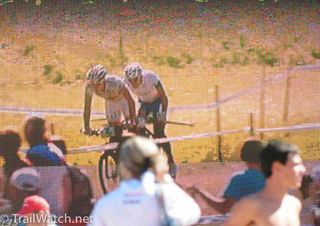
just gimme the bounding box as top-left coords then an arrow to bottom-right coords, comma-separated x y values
124,62 -> 142,81
86,64 -> 107,83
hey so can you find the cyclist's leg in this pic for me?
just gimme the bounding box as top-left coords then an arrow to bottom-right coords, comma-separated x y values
153,119 -> 174,164
106,100 -> 124,179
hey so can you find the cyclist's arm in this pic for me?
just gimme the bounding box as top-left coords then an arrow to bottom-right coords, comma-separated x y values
83,84 -> 93,131
122,86 -> 136,121
155,81 -> 168,113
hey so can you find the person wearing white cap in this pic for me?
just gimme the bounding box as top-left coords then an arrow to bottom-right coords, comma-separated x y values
90,136 -> 201,226
7,168 -> 41,213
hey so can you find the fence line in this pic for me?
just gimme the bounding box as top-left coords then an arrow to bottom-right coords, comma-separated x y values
0,64 -> 319,116
68,122 -> 320,154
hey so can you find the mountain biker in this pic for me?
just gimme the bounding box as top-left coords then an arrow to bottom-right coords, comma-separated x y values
123,62 -> 176,177
83,64 -> 136,140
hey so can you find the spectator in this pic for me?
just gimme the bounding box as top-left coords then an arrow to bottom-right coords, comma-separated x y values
24,117 -> 64,166
17,195 -> 57,226
223,140 -> 306,226
187,139 -> 265,214
311,165 -> 320,191
313,192 -> 320,226
90,136 -> 200,226
7,167 -> 41,213
0,130 -> 30,198
299,175 -> 315,225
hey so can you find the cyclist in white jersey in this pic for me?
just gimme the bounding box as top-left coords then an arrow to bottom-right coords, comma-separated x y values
83,64 -> 136,138
124,62 -> 176,177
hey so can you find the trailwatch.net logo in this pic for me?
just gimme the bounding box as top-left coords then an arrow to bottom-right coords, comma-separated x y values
0,214 -> 93,225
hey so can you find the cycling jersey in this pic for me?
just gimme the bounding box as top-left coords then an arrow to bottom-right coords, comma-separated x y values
84,75 -> 130,123
126,71 -> 160,103
87,75 -> 125,101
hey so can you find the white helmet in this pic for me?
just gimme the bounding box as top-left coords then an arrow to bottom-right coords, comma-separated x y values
86,64 -> 107,83
124,62 -> 142,81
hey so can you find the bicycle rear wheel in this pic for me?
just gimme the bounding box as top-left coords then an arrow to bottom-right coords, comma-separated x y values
98,150 -> 119,194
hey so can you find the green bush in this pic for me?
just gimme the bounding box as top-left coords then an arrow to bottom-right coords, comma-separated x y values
181,53 -> 194,64
52,72 -> 64,84
256,49 -> 279,67
166,56 -> 182,68
240,35 -> 246,49
43,64 -> 53,76
23,45 -> 36,57
222,41 -> 230,50
311,49 -> 320,59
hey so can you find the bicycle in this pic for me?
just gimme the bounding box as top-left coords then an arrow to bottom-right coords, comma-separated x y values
86,121 -> 154,194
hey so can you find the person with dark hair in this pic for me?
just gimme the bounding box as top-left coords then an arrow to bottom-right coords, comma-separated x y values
223,140 -> 306,226
299,175 -> 315,225
24,117 -> 64,166
90,136 -> 200,226
0,130 -> 30,181
187,138 -> 265,214
0,130 -> 30,200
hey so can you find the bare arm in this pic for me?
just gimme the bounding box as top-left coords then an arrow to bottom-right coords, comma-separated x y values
191,187 -> 235,214
83,84 -> 93,131
155,81 -> 168,113
122,86 -> 136,121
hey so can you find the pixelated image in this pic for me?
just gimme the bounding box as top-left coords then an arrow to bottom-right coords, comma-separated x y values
0,0 -> 319,225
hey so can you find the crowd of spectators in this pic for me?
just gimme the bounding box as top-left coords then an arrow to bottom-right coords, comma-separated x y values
0,116 -> 319,225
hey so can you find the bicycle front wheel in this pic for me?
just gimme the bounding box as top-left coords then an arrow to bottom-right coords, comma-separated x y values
98,150 -> 119,194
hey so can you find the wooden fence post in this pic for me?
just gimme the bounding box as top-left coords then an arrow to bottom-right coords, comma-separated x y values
259,64 -> 266,140
215,85 -> 223,163
283,72 -> 291,123
50,123 -> 55,135
249,113 -> 255,136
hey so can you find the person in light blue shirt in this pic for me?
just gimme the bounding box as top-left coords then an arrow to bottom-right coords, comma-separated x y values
187,139 -> 266,214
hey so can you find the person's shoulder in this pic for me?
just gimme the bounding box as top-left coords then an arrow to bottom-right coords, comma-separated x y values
28,144 -> 49,153
240,193 -> 264,210
94,191 -> 118,210
286,193 -> 302,209
231,193 -> 261,213
106,75 -> 124,83
229,170 -> 247,181
143,70 -> 160,81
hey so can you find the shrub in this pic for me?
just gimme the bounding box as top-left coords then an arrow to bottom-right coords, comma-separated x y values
311,49 -> 320,59
166,56 -> 182,68
23,45 -> 36,56
181,53 -> 194,64
222,41 -> 230,50
52,72 -> 64,84
240,35 -> 246,49
256,49 -> 279,67
43,64 -> 53,76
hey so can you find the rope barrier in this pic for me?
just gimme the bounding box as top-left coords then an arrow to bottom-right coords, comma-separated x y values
68,122 -> 320,154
